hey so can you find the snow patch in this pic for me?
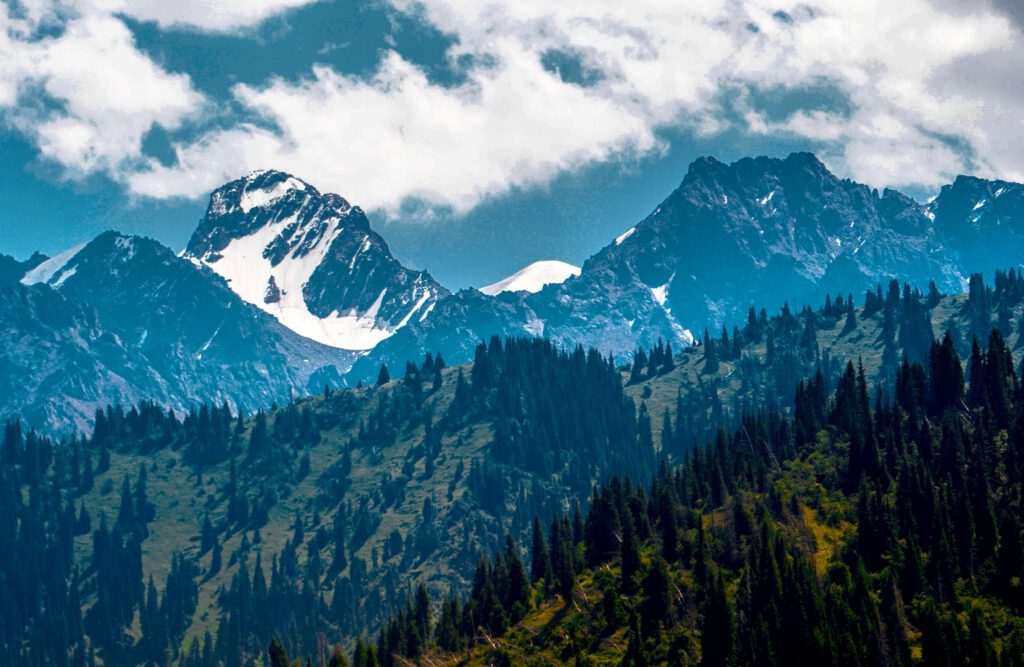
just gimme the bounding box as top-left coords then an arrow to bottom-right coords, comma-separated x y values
972,200 -> 986,212
21,243 -> 86,285
193,213 -> 394,350
675,326 -> 695,346
349,236 -> 372,269
397,290 -> 433,328
651,274 -> 674,307
51,265 -> 77,288
524,315 -> 545,337
115,236 -> 136,259
240,177 -> 307,213
480,260 -> 581,295
363,289 -> 387,321
758,190 -> 777,206
614,227 -> 636,246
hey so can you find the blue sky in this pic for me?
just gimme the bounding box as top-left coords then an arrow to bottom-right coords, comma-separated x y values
1,0 -> 1022,288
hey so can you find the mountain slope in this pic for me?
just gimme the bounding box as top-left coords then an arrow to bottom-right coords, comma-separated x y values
567,152 -> 962,333
0,282 -> 169,431
7,231 -> 357,432
184,170 -> 449,350
382,337 -> 1024,667
928,174 -> 1024,272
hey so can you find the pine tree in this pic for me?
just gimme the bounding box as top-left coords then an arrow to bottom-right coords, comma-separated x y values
701,570 -> 733,667
620,514 -> 640,594
432,364 -> 443,391
530,517 -> 553,587
639,556 -> 671,639
268,638 -> 289,667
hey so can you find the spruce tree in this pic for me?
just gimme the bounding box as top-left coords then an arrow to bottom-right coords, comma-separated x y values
376,363 -> 390,386
530,517 -> 553,587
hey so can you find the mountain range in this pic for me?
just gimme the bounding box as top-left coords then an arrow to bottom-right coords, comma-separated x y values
2,152 -> 1022,432
347,152 -> 1023,381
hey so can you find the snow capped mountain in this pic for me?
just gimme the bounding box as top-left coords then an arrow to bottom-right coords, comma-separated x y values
184,170 -> 448,350
479,260 -> 581,295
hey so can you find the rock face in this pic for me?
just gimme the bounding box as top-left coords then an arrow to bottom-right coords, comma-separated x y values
567,152 -> 963,335
928,175 -> 1024,274
7,231 -> 356,433
0,252 -> 46,286
349,153 -> 1022,382
0,281 -> 166,432
184,170 -> 449,350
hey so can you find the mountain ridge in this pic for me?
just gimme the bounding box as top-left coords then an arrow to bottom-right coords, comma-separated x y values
5,262 -> 1024,665
4,152 -> 1024,432
348,152 -> 1022,383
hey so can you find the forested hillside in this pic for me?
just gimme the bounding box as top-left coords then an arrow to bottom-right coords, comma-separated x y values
365,328 -> 1024,666
4,269 -> 1024,665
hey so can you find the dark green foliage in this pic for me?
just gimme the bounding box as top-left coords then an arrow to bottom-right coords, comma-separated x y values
466,337 -> 655,496
376,326 -> 1024,667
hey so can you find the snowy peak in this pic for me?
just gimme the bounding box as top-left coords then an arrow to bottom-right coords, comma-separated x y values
479,260 -> 581,295
184,170 -> 448,351
238,171 -> 311,213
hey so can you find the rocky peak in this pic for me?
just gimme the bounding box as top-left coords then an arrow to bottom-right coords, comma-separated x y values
183,170 -> 449,351
928,174 -> 1024,272
0,251 -> 47,286
187,170 -> 358,262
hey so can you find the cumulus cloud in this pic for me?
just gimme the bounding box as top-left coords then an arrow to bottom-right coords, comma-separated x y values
128,48 -> 659,210
92,0 -> 318,32
125,0 -> 1022,209
31,12 -> 202,172
384,0 -> 1019,191
0,0 -> 320,183
1,3 -> 202,180
5,0 -> 1023,209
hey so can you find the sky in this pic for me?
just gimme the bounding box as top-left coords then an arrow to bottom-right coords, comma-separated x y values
1,0 -> 1022,289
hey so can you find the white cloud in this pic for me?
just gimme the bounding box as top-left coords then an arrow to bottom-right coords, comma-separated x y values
0,0 -> 320,182
129,47 -> 658,211
91,0 -> 318,32
728,0 -> 1018,187
4,0 -> 1023,208
1,4 -> 204,177
32,12 -> 202,173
